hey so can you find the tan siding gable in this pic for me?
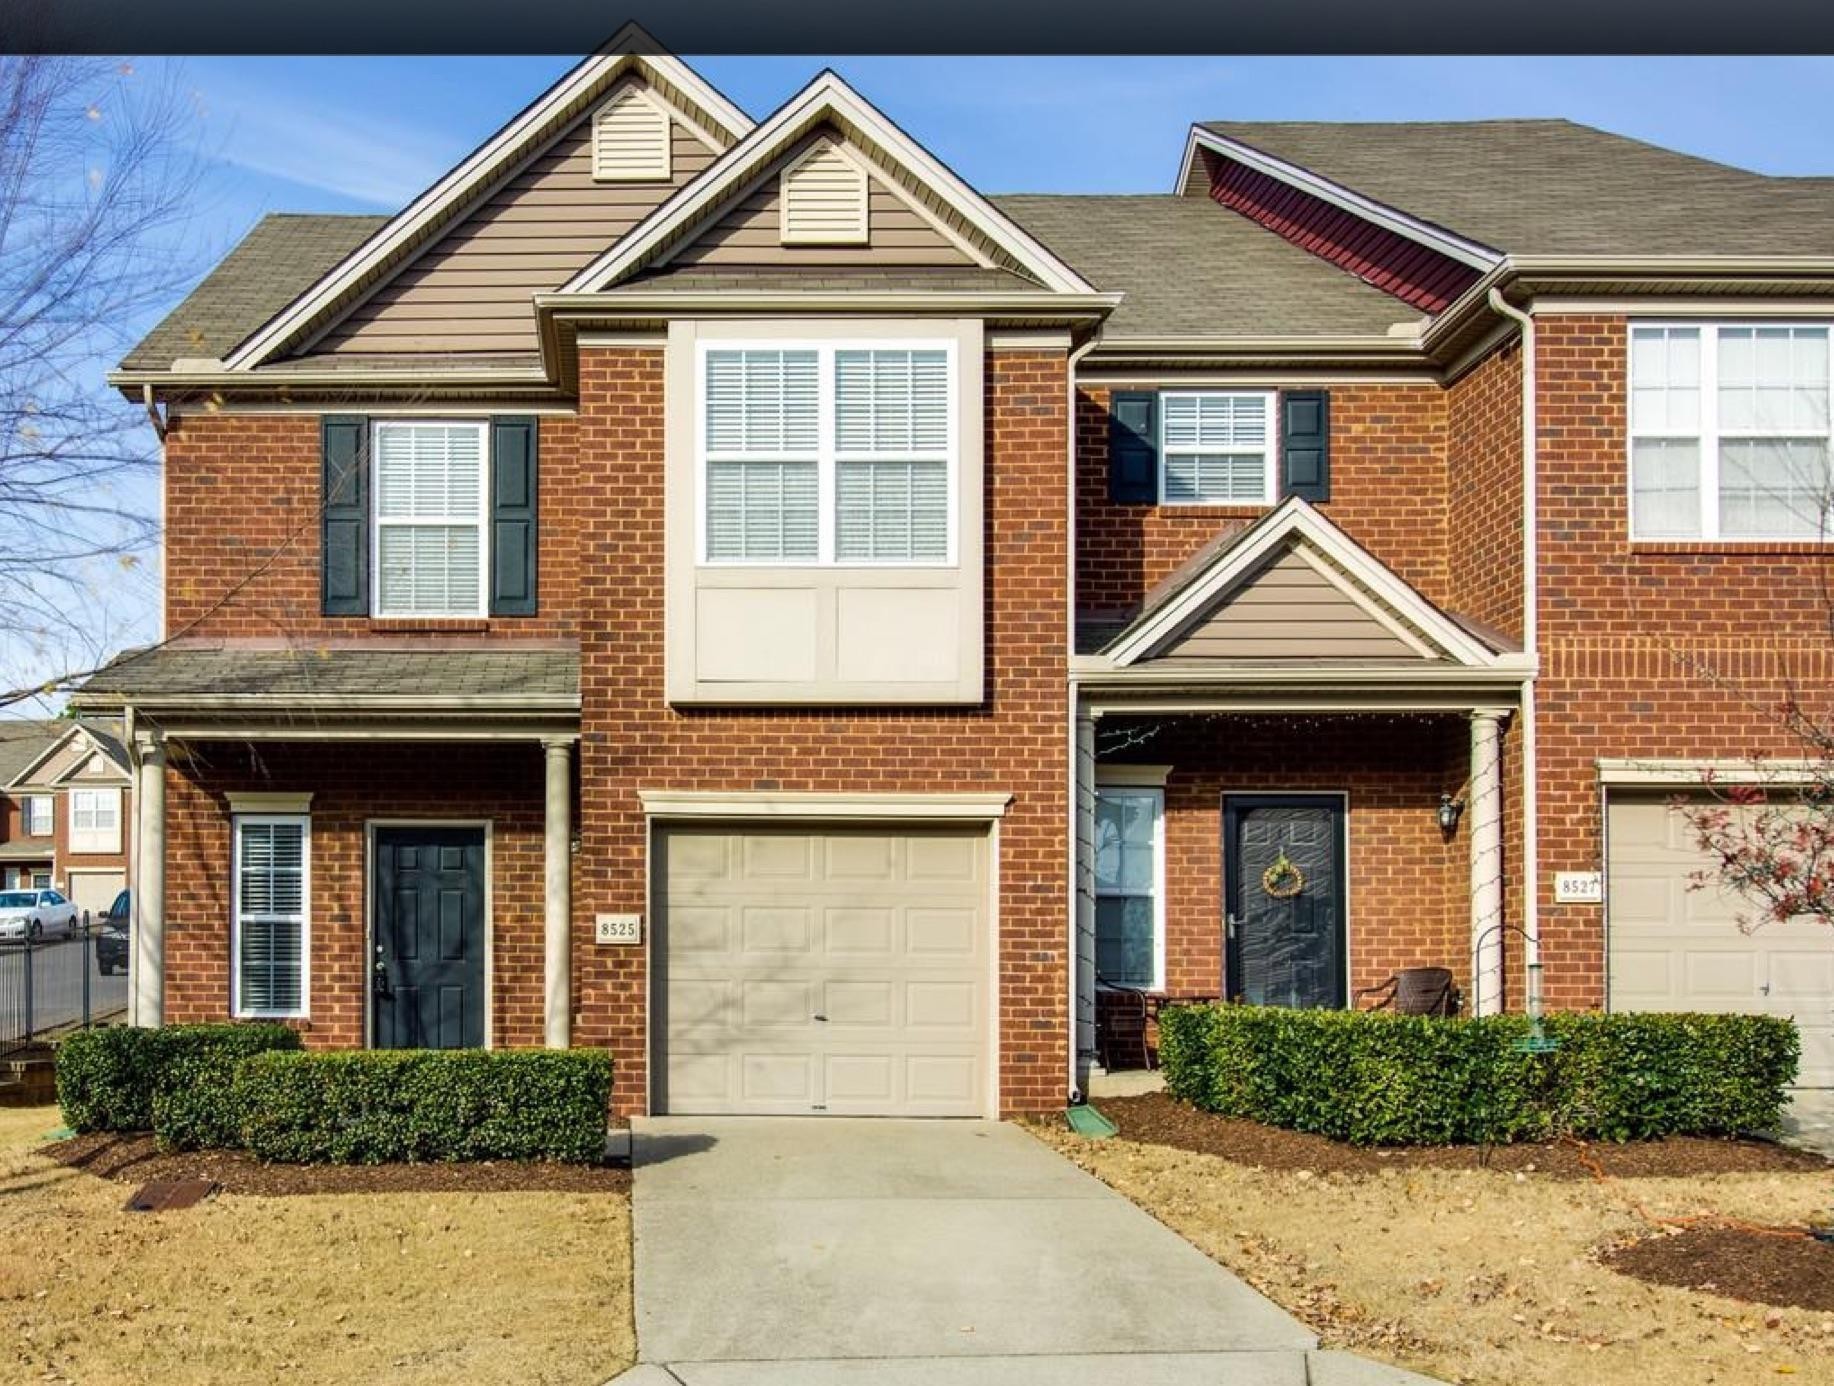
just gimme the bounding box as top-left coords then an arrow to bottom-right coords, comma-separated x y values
1152,545 -> 1431,661
665,131 -> 973,270
315,80 -> 718,356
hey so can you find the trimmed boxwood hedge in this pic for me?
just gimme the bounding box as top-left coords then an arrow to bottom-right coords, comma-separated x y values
234,1048 -> 613,1164
56,1022 -> 301,1144
1158,1005 -> 1799,1146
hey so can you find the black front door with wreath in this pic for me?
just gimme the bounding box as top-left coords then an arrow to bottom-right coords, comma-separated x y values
1223,794 -> 1347,1009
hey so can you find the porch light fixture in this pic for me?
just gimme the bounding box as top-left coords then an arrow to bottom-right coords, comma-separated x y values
1436,794 -> 1464,834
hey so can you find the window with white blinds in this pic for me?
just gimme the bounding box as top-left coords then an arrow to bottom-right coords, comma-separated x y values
1159,391 -> 1276,505
701,342 -> 955,565
233,815 -> 309,1018
1630,323 -> 1834,540
372,421 -> 488,616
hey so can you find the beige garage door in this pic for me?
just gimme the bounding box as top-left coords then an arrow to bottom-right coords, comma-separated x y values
65,869 -> 125,921
654,824 -> 990,1116
1608,794 -> 1833,1087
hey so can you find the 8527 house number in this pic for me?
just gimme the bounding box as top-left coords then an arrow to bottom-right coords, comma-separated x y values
595,914 -> 642,945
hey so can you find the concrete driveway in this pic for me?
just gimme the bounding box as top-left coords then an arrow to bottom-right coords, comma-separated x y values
620,1117 -> 1441,1385
1784,1089 -> 1834,1156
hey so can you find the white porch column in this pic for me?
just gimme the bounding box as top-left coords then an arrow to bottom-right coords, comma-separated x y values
542,737 -> 573,1049
1074,711 -> 1098,1073
1469,711 -> 1506,1016
132,730 -> 166,1028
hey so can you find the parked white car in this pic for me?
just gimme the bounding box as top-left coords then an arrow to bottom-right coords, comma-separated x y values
0,889 -> 79,942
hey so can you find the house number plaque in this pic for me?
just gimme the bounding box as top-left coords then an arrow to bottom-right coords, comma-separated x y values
1553,872 -> 1603,905
595,914 -> 643,945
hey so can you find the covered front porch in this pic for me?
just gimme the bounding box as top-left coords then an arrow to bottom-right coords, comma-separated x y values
1071,499 -> 1531,1081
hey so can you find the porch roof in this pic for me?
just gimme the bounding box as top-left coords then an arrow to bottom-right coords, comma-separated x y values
0,842 -> 53,863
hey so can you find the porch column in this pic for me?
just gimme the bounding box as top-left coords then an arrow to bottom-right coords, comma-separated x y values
132,730 -> 166,1028
1469,710 -> 1505,1016
1074,711 -> 1098,1073
542,737 -> 572,1049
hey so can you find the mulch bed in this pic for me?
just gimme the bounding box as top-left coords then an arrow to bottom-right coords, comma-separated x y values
1602,1227 -> 1834,1310
44,1131 -> 631,1197
1085,1091 -> 1834,1179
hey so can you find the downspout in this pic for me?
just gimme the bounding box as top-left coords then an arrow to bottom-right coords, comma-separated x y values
1486,286 -> 1540,1013
1065,333 -> 1097,1105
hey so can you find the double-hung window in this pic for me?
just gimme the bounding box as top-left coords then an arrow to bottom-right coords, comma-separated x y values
1160,391 -> 1276,506
232,815 -> 309,1019
1094,786 -> 1164,991
24,796 -> 50,837
69,787 -> 120,853
1630,323 -> 1833,540
700,342 -> 955,565
372,420 -> 489,616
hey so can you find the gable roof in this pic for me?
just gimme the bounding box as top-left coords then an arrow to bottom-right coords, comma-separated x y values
217,27 -> 753,372
1098,498 -> 1506,670
2,718 -> 130,791
0,720 -> 66,788
563,71 -> 1099,298
991,194 -> 1420,339
1192,119 -> 1834,260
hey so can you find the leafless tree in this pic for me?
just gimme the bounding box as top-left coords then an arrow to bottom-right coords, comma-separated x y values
0,56 -> 199,707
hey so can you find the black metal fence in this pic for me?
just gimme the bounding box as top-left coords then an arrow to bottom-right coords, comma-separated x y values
0,916 -> 129,1055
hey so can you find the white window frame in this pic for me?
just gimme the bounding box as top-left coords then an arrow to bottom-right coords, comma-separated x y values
1158,389 -> 1279,508
68,787 -> 120,851
1093,784 -> 1167,993
1627,320 -> 1834,542
695,339 -> 959,568
369,418 -> 491,618
23,795 -> 51,837
231,813 -> 311,1021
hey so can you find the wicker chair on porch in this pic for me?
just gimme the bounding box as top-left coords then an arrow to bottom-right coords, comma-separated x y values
1353,965 -> 1461,1017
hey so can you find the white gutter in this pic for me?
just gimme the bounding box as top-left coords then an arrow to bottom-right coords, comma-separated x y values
1487,286 -> 1540,1012
1064,332 -> 1098,1106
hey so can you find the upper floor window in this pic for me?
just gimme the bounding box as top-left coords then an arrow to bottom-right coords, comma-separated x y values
372,420 -> 488,617
1630,324 -> 1832,540
23,796 -> 50,837
699,342 -> 955,566
1160,391 -> 1276,506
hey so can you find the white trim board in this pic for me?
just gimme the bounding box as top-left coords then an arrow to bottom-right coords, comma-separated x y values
637,790 -> 1012,820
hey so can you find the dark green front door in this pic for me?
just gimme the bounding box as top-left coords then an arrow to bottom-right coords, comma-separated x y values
373,827 -> 486,1049
1224,795 -> 1347,1009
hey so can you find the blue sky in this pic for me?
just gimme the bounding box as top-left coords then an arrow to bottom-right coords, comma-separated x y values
22,54 -> 1834,712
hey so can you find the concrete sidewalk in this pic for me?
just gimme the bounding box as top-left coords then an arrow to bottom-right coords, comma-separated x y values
618,1117 -> 1443,1384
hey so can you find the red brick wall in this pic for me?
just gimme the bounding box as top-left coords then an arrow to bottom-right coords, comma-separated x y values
1446,341 -> 1525,643
1075,382 -> 1449,621
1531,314 -> 1834,1008
573,346 -> 1071,1116
1101,714 -> 1470,1007
161,742 -> 553,1048
161,410 -> 580,641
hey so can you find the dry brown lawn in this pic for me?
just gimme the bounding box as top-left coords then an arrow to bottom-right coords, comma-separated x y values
1032,1121 -> 1834,1386
0,1105 -> 635,1385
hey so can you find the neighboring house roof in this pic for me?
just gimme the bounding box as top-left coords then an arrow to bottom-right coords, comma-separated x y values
1198,119 -> 1834,259
0,721 -> 66,787
76,646 -> 581,707
5,717 -> 134,790
123,215 -> 388,371
992,195 -> 1420,339
0,843 -> 54,863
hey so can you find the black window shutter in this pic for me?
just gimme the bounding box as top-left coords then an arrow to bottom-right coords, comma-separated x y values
321,415 -> 369,616
490,416 -> 538,616
1108,391 -> 1158,504
1280,390 -> 1330,503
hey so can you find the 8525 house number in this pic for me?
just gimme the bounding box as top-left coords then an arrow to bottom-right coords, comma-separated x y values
595,914 -> 642,945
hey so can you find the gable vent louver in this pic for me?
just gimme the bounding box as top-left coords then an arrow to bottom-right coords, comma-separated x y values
592,91 -> 671,183
779,142 -> 869,245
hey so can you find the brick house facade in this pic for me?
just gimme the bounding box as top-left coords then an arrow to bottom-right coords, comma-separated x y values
77,39 -> 1834,1111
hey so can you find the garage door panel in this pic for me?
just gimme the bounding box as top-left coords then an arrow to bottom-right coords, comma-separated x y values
1609,794 -> 1832,1087
657,824 -> 990,1116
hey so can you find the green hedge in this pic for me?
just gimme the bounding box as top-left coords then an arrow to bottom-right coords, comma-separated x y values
1158,1005 -> 1800,1146
56,1023 -> 301,1143
234,1049 -> 613,1164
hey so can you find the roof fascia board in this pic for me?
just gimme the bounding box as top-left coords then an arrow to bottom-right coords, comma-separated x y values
540,290 -> 1119,317
70,693 -> 581,713
1188,127 -> 1504,273
561,71 -> 1098,297
222,32 -> 753,372
1105,497 -> 1497,668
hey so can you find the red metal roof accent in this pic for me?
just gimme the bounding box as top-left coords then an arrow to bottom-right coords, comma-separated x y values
1206,153 -> 1480,315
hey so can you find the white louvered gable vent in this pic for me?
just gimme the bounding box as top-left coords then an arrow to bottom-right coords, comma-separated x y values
593,90 -> 671,183
779,143 -> 869,245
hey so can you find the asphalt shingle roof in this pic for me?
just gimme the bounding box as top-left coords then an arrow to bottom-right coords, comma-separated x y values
76,646 -> 580,704
0,720 -> 66,785
1202,119 -> 1834,258
122,214 -> 386,371
992,195 -> 1419,338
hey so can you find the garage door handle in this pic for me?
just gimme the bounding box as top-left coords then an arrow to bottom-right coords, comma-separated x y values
813,1013 -> 828,1022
